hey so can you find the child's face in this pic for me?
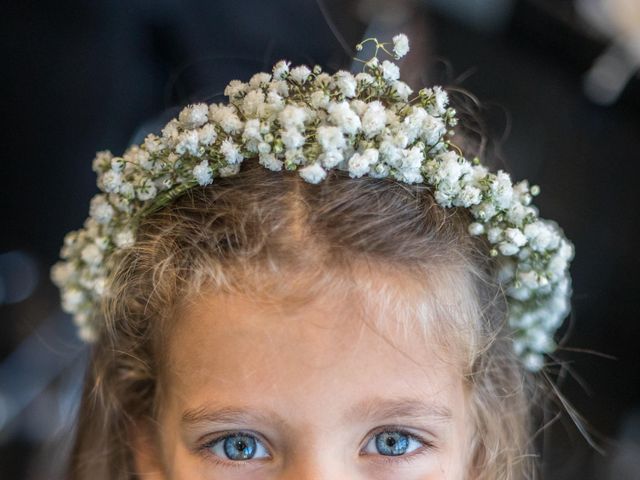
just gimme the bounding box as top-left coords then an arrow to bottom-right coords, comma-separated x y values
134,283 -> 474,479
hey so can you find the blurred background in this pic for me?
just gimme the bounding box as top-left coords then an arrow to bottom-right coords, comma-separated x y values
1,0 -> 639,478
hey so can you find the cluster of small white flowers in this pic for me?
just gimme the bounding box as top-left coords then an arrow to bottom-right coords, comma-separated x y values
51,34 -> 574,371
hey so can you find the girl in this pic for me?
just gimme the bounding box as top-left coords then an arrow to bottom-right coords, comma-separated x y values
52,34 -> 574,479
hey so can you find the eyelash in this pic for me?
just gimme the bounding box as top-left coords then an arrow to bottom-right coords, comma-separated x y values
197,426 -> 436,469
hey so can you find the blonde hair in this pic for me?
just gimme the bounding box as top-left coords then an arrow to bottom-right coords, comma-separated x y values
69,157 -> 540,479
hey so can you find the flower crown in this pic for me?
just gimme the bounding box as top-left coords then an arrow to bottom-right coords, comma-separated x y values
50,34 -> 574,372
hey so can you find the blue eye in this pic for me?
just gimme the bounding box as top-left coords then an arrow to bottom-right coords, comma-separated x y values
206,433 -> 269,461
363,430 -> 424,457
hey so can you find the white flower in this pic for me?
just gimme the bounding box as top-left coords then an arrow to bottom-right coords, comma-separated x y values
319,150 -> 344,168
504,227 -> 527,247
328,101 -> 361,135
257,142 -> 271,154
468,222 -> 485,235
391,80 -> 413,101
355,72 -> 374,85
348,149 -> 378,178
110,156 -> 125,172
209,104 -> 243,133
89,195 -> 115,224
455,185 -> 482,207
490,171 -> 514,209
524,221 -> 559,252
432,86 -> 449,115
499,242 -> 519,256
290,65 -> 312,84
507,203 -> 530,226
114,229 -> 135,248
92,150 -> 113,173
518,270 -> 540,289
334,70 -> 357,98
361,101 -> 387,138
278,105 -> 308,130
142,135 -> 163,155
81,243 -> 103,266
62,287 -> 85,313
218,163 -> 241,177
396,168 -> 423,184
102,170 -> 123,193
401,145 -> 423,170
365,57 -> 379,70
310,90 -> 330,109
392,33 -> 410,58
436,151 -> 470,184
471,200 -> 498,221
192,160 -> 213,186
379,139 -> 402,167
349,99 -> 367,116
269,80 -> 289,97
78,324 -> 98,342
136,179 -> 157,201
403,107 -> 443,144
178,103 -> 208,128
220,139 -> 243,165
281,128 -> 305,150
522,352 -> 544,372
316,125 -> 346,151
487,226 -> 503,244
51,262 -> 74,287
175,130 -> 200,156
259,152 -> 283,171
265,91 -> 285,113
198,124 -> 217,146
224,80 -> 248,98
272,60 -> 290,80
381,60 -> 400,82
241,89 -> 266,116
242,119 -> 262,142
161,119 -> 180,144
298,162 -> 327,184
249,72 -> 272,89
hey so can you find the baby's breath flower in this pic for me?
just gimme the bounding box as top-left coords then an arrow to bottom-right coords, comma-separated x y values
272,60 -> 290,80
175,130 -> 200,156
298,161 -> 327,184
334,71 -> 357,98
278,105 -> 308,130
328,101 -> 361,135
249,72 -> 272,89
198,124 -> 217,146
392,33 -> 410,58
224,80 -> 248,99
178,103 -> 208,128
259,152 -> 284,172
381,60 -> 400,82
361,101 -> 387,138
289,65 -> 312,84
89,195 -> 114,224
51,32 -> 574,372
220,139 -> 243,165
192,159 -> 213,186
348,148 -> 379,178
391,80 -> 413,101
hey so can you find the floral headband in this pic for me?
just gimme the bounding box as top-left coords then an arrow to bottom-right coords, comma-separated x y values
50,34 -> 574,372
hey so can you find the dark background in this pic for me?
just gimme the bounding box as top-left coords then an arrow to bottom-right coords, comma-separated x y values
1,0 -> 639,478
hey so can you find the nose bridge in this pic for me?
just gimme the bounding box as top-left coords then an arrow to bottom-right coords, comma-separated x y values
277,432 -> 356,480
278,456 -> 351,480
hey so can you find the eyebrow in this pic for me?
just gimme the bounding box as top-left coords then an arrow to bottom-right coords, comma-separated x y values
181,397 -> 452,429
344,396 -> 453,424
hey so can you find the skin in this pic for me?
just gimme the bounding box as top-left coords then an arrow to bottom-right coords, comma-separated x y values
133,275 -> 475,479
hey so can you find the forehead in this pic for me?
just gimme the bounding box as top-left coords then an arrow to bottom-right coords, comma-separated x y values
164,269 -> 472,425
